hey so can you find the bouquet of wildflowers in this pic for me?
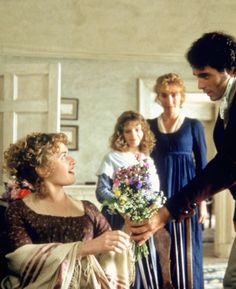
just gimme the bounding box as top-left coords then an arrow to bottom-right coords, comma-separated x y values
102,159 -> 166,260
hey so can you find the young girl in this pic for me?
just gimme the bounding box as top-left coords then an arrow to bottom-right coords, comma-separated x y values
96,111 -> 170,289
2,132 -> 133,289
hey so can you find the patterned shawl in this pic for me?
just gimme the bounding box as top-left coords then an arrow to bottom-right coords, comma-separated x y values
1,242 -> 134,289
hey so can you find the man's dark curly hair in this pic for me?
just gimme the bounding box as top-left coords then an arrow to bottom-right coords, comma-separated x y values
186,31 -> 236,72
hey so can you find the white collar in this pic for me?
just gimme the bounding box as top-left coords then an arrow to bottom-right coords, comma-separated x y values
158,114 -> 185,133
219,77 -> 236,121
222,77 -> 235,101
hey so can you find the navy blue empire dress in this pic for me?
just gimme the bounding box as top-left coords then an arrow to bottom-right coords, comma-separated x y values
148,117 -> 207,289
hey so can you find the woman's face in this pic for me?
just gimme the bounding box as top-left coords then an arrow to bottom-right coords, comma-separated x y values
156,85 -> 182,111
43,142 -> 76,187
123,120 -> 144,150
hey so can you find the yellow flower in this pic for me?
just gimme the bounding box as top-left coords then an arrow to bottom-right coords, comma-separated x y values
119,195 -> 128,205
114,189 -> 121,198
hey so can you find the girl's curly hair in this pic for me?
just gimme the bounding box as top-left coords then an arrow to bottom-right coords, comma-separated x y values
110,111 -> 155,155
4,132 -> 68,189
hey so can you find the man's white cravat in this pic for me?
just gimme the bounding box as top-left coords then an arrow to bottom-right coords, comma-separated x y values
219,77 -> 235,126
219,96 -> 228,120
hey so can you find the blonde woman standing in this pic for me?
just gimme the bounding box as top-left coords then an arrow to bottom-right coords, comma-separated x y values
148,73 -> 208,289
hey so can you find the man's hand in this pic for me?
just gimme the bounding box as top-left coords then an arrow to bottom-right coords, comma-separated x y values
198,200 -> 207,224
124,206 -> 170,245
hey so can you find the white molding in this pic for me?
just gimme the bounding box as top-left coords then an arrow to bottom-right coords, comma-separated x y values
0,44 -> 185,62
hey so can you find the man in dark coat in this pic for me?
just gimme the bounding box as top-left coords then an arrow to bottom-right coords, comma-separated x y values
127,31 -> 236,288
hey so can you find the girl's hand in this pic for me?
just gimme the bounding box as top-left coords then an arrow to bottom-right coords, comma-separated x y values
80,230 -> 130,256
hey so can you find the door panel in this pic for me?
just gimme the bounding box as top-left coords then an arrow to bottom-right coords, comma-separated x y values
0,62 -> 61,189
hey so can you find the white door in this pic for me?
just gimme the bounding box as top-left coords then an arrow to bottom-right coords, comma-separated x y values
0,62 -> 61,188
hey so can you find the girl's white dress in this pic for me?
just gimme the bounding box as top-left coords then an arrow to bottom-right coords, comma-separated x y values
96,150 -> 162,289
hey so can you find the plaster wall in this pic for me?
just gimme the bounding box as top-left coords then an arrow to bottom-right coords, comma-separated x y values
0,55 -> 191,183
1,0 -> 235,183
1,0 -> 236,257
0,0 -> 235,60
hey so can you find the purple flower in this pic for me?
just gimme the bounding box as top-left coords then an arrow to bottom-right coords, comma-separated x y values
136,181 -> 142,189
